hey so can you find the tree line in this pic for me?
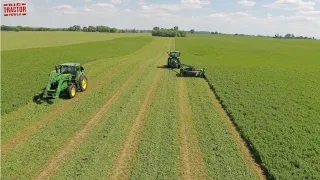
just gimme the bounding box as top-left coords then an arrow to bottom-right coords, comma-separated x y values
1,25 -> 151,33
1,25 -> 317,40
151,26 -> 187,37
273,33 -> 316,40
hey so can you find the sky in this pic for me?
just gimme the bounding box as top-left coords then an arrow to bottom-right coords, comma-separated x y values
1,0 -> 320,38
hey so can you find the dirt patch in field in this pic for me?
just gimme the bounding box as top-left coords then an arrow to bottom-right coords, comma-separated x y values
32,63 -> 145,180
1,60 -> 130,157
107,68 -> 164,180
177,78 -> 207,180
206,88 -> 266,180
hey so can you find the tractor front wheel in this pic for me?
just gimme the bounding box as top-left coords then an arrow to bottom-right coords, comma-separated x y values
79,75 -> 88,91
68,84 -> 77,99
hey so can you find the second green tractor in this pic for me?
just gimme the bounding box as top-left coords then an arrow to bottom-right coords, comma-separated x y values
167,50 -> 181,68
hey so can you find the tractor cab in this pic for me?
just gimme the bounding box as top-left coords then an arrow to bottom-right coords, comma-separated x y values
167,50 -> 182,68
168,51 -> 181,58
56,63 -> 84,79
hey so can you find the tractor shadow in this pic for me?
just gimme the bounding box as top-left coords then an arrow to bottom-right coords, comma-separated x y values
157,65 -> 181,75
33,92 -> 54,105
156,65 -> 169,69
175,74 -> 202,78
32,87 -> 70,105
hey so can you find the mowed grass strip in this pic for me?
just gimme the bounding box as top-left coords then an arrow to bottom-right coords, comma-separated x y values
177,78 -> 207,180
1,31 -> 149,50
107,68 -> 164,180
129,64 -> 179,180
49,39 -> 173,179
186,78 -> 257,180
1,36 -> 153,115
1,38 -> 170,179
1,38 -> 164,155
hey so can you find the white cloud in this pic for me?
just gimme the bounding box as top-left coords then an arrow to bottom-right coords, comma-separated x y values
92,3 -> 115,8
52,5 -> 77,14
51,3 -> 117,15
180,0 -> 210,8
83,7 -> 94,12
238,0 -> 256,7
204,10 -> 320,37
123,8 -> 133,13
137,0 -> 146,5
52,5 -> 73,10
136,0 -> 210,18
111,0 -> 122,4
263,0 -> 316,10
208,12 -> 251,21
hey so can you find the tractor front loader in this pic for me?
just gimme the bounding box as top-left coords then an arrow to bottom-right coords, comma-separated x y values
43,63 -> 88,99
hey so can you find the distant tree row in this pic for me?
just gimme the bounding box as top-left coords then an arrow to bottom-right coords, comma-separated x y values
1,25 -> 317,40
152,26 -> 187,37
189,29 -> 220,34
273,33 -> 316,40
1,25 -> 151,33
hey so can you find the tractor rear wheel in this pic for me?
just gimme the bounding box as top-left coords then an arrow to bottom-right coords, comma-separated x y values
68,84 -> 77,99
79,75 -> 88,91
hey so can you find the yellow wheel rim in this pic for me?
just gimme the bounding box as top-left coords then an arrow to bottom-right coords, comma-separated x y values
82,79 -> 87,89
71,87 -> 76,97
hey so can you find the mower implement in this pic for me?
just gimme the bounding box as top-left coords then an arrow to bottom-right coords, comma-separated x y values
167,50 -> 181,69
43,63 -> 87,99
179,64 -> 205,78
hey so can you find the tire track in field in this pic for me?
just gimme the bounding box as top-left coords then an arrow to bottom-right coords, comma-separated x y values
32,40 -> 171,180
32,62 -> 148,180
177,78 -> 207,180
206,88 -> 266,180
1,59 -> 131,157
107,68 -> 164,180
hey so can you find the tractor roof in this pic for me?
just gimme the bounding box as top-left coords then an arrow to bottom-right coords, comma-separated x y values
59,63 -> 81,66
170,50 -> 180,53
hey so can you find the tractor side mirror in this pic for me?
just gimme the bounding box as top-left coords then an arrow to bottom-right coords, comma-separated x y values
55,65 -> 58,73
80,66 -> 84,71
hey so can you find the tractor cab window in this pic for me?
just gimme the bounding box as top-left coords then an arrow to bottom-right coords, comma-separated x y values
170,52 -> 180,57
60,66 -> 75,74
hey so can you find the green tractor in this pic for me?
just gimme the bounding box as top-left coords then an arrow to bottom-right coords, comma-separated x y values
179,64 -> 205,78
43,63 -> 88,99
167,50 -> 181,68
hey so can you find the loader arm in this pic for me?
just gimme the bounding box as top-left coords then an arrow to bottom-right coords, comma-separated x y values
43,72 -> 71,98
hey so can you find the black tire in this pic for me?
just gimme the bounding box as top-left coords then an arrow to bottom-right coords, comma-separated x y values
68,84 -> 77,99
180,69 -> 184,76
79,74 -> 88,91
